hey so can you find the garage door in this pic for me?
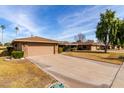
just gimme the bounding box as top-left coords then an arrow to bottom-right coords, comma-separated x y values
27,43 -> 54,56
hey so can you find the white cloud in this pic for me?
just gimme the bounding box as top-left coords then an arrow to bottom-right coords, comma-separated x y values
57,28 -> 95,40
57,5 -> 124,41
0,6 -> 46,42
0,6 -> 124,42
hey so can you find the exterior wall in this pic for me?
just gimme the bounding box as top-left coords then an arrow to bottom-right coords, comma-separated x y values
114,46 -> 118,50
13,42 -> 58,57
25,42 -> 58,57
22,43 -> 28,57
91,46 -> 97,51
54,44 -> 58,54
118,46 -> 122,50
86,45 -> 91,50
78,45 -> 91,50
96,46 -> 100,50
13,42 -> 23,51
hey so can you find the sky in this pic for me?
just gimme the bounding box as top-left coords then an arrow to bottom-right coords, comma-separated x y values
0,5 -> 124,43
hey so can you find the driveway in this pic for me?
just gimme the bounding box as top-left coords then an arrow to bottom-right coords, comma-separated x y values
27,54 -> 120,88
111,63 -> 124,88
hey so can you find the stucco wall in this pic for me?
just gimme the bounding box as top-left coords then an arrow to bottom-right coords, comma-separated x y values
91,46 -> 97,51
55,44 -> 58,54
25,42 -> 58,57
13,42 -> 22,51
13,42 -> 58,57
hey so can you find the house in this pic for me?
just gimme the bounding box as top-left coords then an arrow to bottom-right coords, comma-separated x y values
12,36 -> 58,57
77,42 -> 104,51
59,41 -> 104,51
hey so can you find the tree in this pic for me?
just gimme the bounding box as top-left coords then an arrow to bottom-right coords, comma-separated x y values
4,42 -> 11,47
96,9 -> 118,53
0,25 -> 5,45
0,42 -> 2,46
74,33 -> 85,42
115,19 -> 124,48
110,18 -> 121,48
15,26 -> 19,38
86,40 -> 94,43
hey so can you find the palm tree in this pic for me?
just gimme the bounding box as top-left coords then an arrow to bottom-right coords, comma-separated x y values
0,25 -> 5,45
15,26 -> 19,38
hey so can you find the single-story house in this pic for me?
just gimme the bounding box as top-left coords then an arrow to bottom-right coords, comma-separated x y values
12,36 -> 58,57
59,41 -> 104,51
77,42 -> 104,51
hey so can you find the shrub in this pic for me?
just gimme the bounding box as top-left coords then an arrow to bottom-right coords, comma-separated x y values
118,56 -> 124,61
11,51 -> 24,59
63,46 -> 71,52
58,47 -> 63,53
7,47 -> 14,56
0,50 -> 8,57
70,47 -> 77,51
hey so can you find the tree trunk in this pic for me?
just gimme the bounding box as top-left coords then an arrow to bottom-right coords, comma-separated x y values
2,30 -> 3,46
104,45 -> 108,53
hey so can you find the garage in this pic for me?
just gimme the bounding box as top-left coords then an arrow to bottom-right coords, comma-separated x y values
27,43 -> 55,56
12,36 -> 58,57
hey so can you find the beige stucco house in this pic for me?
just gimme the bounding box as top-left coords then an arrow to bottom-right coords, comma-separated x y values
59,41 -> 104,51
12,36 -> 58,57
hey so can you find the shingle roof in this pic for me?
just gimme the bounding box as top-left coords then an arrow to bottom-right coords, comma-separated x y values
12,36 -> 58,44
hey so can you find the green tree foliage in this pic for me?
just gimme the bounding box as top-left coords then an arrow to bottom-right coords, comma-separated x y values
116,20 -> 124,47
0,42 -> 2,46
4,42 -> 11,46
15,26 -> 19,37
96,9 -> 122,53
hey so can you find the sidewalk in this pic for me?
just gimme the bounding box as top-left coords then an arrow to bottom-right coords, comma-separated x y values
111,63 -> 124,88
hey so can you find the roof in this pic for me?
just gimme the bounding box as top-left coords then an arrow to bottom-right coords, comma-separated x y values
12,36 -> 58,44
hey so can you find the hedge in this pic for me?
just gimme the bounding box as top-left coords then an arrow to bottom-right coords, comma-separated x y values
58,47 -> 63,53
11,51 -> 24,59
118,56 -> 124,61
7,47 -> 14,56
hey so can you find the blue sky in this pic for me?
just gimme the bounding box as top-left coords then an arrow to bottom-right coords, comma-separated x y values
0,5 -> 124,43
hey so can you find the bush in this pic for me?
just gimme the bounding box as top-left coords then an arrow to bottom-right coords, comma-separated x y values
58,47 -> 63,53
118,56 -> 124,61
63,46 -> 71,52
11,51 -> 24,59
70,47 -> 77,51
7,47 -> 14,56
0,50 -> 8,57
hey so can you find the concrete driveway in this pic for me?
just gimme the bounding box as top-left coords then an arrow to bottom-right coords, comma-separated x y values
27,54 -> 120,88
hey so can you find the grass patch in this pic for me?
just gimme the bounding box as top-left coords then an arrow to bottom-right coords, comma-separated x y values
0,50 -> 3,54
63,51 -> 124,65
0,58 -> 56,88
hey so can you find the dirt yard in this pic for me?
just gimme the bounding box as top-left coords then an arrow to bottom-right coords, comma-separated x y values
64,51 -> 124,65
0,58 -> 56,88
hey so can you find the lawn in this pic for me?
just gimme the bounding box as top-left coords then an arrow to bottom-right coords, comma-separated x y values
63,51 -> 124,65
0,57 -> 56,88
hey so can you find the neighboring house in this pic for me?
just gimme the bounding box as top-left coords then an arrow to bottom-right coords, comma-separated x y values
59,41 -> 104,51
77,42 -> 104,51
12,36 -> 58,57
